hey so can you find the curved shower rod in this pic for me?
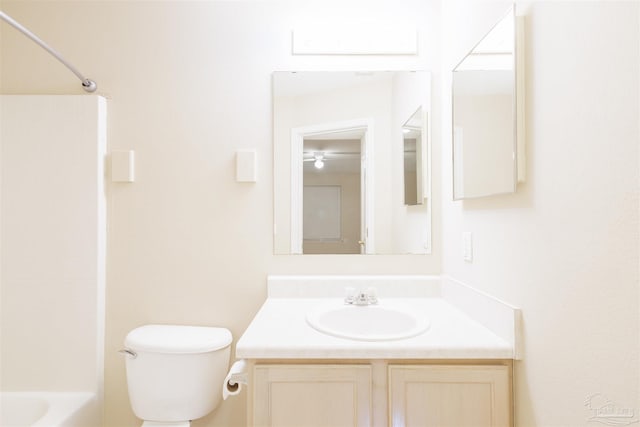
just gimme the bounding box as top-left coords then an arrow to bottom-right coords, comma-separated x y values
0,10 -> 97,92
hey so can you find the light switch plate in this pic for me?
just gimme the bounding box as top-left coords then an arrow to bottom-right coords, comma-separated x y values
236,149 -> 257,182
462,232 -> 473,262
111,150 -> 135,183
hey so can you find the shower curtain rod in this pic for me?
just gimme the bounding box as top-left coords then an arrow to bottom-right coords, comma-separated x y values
0,10 -> 97,92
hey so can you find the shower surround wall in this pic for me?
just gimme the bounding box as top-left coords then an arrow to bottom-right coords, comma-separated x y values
0,96 -> 106,415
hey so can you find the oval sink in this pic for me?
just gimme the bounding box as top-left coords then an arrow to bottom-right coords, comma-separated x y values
306,302 -> 430,341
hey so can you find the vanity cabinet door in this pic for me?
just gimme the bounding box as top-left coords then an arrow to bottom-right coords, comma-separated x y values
252,364 -> 372,427
388,365 -> 512,427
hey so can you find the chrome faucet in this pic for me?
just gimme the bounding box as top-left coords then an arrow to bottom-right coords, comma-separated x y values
344,287 -> 378,306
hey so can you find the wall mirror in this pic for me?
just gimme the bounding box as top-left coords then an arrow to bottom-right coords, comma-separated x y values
452,6 -> 524,200
273,71 -> 431,255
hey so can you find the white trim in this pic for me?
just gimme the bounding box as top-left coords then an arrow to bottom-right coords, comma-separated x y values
290,129 -> 304,253
422,107 -> 431,200
361,122 -> 375,254
423,107 -> 432,253
516,15 -> 526,183
290,119 -> 375,254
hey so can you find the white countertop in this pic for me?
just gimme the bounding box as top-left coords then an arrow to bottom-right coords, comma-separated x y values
235,297 -> 514,360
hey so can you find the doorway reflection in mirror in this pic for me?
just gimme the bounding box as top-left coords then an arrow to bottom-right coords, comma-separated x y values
303,138 -> 362,254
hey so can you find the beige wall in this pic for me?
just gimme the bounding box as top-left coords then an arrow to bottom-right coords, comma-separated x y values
441,2 -> 639,426
0,1 -> 442,426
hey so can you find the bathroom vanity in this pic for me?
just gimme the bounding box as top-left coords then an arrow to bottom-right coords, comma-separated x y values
249,360 -> 511,427
236,276 -> 519,427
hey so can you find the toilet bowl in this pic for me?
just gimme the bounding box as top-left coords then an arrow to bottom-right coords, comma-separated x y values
122,324 -> 232,427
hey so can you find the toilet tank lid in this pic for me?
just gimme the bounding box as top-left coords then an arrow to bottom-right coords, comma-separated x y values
125,324 -> 232,354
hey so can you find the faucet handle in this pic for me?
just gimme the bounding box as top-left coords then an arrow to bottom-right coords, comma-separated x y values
344,287 -> 356,304
366,287 -> 378,304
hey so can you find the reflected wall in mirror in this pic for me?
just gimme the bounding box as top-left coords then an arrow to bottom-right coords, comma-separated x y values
452,6 -> 521,200
402,107 -> 426,206
274,71 -> 432,255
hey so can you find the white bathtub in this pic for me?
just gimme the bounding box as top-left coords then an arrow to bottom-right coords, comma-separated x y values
0,392 -> 97,427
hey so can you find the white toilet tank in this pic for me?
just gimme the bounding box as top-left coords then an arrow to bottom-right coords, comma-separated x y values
124,324 -> 232,422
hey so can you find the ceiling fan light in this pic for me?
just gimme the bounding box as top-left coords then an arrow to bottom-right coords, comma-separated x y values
314,159 -> 324,169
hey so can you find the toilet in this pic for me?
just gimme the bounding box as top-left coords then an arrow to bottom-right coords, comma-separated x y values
122,324 -> 232,427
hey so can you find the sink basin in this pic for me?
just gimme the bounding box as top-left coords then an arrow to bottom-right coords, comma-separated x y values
306,302 -> 430,341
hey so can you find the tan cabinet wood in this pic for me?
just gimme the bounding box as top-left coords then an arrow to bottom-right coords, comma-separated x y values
252,364 -> 372,427
388,365 -> 512,427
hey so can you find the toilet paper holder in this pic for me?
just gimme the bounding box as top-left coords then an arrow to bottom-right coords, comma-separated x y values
223,359 -> 248,400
